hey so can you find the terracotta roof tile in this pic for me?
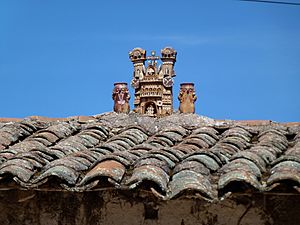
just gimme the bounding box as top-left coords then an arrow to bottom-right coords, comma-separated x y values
0,112 -> 299,200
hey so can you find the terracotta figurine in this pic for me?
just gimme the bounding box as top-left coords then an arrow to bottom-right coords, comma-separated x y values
112,83 -> 130,113
178,83 -> 197,113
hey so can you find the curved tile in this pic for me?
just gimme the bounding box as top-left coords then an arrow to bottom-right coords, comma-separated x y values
0,158 -> 36,171
183,154 -> 220,172
156,132 -> 181,144
96,152 -> 135,167
147,149 -> 181,163
32,137 -> 53,146
33,165 -> 79,185
168,170 -> 213,200
267,161 -> 300,187
119,125 -> 148,136
71,151 -> 101,163
8,140 -> 47,153
230,151 -> 266,172
151,135 -> 174,146
79,160 -> 126,186
128,149 -> 149,157
54,139 -> 88,153
43,157 -> 90,172
130,143 -> 156,151
19,120 -> 39,133
209,147 -> 230,164
83,124 -> 109,137
175,143 -> 199,152
173,161 -> 210,176
44,123 -> 78,139
146,153 -> 176,169
78,134 -> 100,147
220,158 -> 262,178
27,150 -> 54,162
219,137 -> 249,150
222,131 -> 251,143
258,142 -> 284,155
83,129 -> 108,140
192,133 -> 218,146
94,144 -> 115,153
218,142 -> 240,155
109,139 -> 132,149
193,127 -> 219,137
0,135 -> 12,148
218,170 -> 261,193
127,165 -> 169,194
248,146 -> 277,164
104,142 -> 127,151
64,135 -> 95,148
172,145 -> 195,155
271,155 -> 300,167
0,123 -> 30,142
270,161 -> 300,174
160,147 -> 186,161
258,129 -> 287,139
222,127 -> 252,137
109,135 -> 136,147
0,165 -> 34,182
161,126 -> 188,137
32,131 -> 59,143
35,147 -> 64,159
193,151 -> 223,167
148,138 -> 170,148
13,151 -> 52,168
283,142 -> 300,154
123,129 -> 148,143
134,158 -> 170,174
181,138 -> 210,149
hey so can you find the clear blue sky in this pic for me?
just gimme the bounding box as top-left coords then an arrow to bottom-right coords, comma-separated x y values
1,0 -> 299,122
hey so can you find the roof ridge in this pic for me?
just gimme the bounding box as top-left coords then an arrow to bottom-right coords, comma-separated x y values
0,113 -> 299,127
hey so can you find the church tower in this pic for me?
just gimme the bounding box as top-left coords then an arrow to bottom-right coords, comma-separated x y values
129,47 -> 177,117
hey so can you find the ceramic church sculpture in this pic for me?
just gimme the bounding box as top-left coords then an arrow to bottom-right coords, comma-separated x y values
129,47 -> 177,117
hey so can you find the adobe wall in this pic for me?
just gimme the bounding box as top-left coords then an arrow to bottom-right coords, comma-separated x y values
0,190 -> 299,225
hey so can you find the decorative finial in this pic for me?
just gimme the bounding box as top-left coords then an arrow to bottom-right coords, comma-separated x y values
112,83 -> 130,114
178,83 -> 197,113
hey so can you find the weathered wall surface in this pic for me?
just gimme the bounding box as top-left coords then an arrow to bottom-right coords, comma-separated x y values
0,190 -> 299,225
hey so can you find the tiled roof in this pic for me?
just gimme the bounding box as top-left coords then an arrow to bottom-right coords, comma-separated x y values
0,112 -> 299,201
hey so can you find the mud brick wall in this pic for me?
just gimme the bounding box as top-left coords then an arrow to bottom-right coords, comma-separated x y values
0,190 -> 299,225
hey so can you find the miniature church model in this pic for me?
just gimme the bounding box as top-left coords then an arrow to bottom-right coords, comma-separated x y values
129,47 -> 177,117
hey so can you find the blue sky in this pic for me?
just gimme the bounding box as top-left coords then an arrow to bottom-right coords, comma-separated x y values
0,0 -> 299,122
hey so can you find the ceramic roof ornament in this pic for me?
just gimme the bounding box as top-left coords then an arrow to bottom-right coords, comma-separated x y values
178,83 -> 197,114
112,82 -> 130,114
129,47 -> 177,117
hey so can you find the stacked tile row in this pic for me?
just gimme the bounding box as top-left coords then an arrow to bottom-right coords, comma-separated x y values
0,120 -> 47,158
126,126 -> 189,196
0,122 -> 109,186
32,126 -> 149,189
218,128 -> 289,195
267,132 -> 300,191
